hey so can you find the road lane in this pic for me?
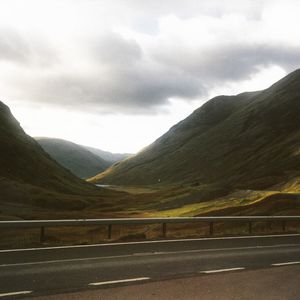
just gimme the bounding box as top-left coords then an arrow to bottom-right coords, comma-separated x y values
1,233 -> 299,264
27,265 -> 300,300
0,234 -> 299,297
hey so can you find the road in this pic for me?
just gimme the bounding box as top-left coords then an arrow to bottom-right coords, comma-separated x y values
0,234 -> 299,298
28,265 -> 300,300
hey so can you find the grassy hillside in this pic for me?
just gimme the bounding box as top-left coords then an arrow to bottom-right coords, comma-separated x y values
36,138 -> 110,178
0,101 -> 129,220
0,101 -> 96,193
91,70 -> 300,195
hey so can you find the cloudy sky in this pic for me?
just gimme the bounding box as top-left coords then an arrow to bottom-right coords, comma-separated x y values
1,0 -> 300,153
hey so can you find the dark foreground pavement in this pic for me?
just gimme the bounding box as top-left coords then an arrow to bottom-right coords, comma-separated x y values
0,234 -> 299,298
26,265 -> 300,300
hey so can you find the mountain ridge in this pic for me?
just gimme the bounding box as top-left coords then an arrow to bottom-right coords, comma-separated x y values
91,69 -> 300,193
0,101 -> 128,220
84,145 -> 132,163
0,100 -> 103,195
36,137 -> 111,179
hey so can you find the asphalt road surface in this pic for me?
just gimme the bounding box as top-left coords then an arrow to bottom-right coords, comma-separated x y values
27,265 -> 300,300
0,234 -> 299,299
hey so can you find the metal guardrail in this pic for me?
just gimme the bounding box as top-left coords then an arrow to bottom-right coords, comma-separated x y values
1,216 -> 300,243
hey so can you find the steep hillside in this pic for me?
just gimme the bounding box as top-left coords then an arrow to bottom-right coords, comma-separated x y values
85,146 -> 132,163
0,101 -> 132,219
0,101 -> 101,194
36,138 -> 110,178
91,69 -> 300,193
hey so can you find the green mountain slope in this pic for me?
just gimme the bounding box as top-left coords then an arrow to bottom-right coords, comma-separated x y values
36,138 -> 110,178
0,101 -> 102,195
0,101 -> 130,219
91,69 -> 300,193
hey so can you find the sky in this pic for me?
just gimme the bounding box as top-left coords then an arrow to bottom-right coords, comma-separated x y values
0,0 -> 300,153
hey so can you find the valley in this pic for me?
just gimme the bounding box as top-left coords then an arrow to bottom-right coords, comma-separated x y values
0,70 -> 299,224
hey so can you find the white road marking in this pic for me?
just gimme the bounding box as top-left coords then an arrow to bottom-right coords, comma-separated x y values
89,277 -> 150,286
0,291 -> 32,297
0,254 -> 132,267
199,267 -> 245,274
133,252 -> 156,256
1,244 -> 299,268
1,233 -> 299,253
272,261 -> 300,266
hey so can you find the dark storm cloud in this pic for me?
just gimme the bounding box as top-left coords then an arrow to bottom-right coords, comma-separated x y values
6,32 -> 300,113
17,59 -> 205,114
152,42 -> 300,87
6,32 -> 206,114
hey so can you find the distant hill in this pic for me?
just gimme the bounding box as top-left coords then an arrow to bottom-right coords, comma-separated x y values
36,138 -> 111,178
85,146 -> 132,163
91,69 -> 300,195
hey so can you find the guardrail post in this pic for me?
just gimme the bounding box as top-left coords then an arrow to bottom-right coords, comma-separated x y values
282,221 -> 286,232
162,223 -> 167,238
209,222 -> 214,236
0,216 -> 299,247
40,226 -> 45,243
248,221 -> 252,235
108,224 -> 112,239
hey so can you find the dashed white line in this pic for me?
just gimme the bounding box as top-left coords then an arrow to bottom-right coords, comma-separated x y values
88,277 -> 150,286
1,243 -> 299,268
0,254 -> 132,268
272,261 -> 300,266
133,252 -> 155,256
0,291 -> 32,297
199,267 -> 245,274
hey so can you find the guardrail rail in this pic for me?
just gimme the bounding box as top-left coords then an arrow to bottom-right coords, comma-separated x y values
1,216 -> 300,244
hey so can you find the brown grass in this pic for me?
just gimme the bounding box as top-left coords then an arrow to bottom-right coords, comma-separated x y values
1,221 -> 300,250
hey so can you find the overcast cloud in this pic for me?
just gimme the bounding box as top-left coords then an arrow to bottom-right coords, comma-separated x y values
0,0 -> 299,114
0,0 -> 300,151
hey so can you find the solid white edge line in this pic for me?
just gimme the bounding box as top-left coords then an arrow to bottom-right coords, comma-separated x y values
199,267 -> 245,274
88,277 -> 150,286
1,243 -> 299,268
0,291 -> 32,297
1,233 -> 299,253
272,261 -> 300,266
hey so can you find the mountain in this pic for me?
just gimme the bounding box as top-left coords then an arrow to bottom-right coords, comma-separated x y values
36,138 -> 110,178
0,101 -> 99,193
91,69 -> 300,195
0,101 -> 118,219
85,146 -> 132,163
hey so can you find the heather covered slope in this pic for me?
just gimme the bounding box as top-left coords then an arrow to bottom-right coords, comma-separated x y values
91,69 -> 300,192
36,138 -> 110,179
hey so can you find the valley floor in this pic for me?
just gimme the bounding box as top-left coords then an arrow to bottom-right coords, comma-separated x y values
1,177 -> 300,248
